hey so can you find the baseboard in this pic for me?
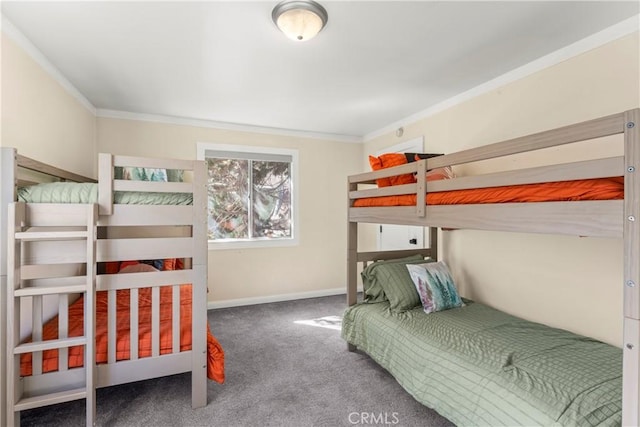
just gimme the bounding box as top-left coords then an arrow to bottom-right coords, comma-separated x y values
207,287 -> 362,310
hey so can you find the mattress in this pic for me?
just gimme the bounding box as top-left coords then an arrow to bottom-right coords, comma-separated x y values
342,301 -> 621,426
352,177 -> 624,207
17,182 -> 193,205
20,284 -> 225,383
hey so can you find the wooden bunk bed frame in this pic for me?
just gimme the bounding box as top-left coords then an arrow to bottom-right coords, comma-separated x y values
346,108 -> 640,426
0,148 -> 209,426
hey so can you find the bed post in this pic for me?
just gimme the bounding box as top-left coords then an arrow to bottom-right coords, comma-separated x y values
623,108 -> 640,426
347,181 -> 358,352
0,147 -> 16,427
98,153 -> 113,216
429,227 -> 438,261
191,160 -> 208,408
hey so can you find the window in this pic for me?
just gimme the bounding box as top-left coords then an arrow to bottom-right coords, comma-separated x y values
197,143 -> 298,249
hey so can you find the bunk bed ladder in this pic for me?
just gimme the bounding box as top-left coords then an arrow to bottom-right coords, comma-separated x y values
6,202 -> 98,427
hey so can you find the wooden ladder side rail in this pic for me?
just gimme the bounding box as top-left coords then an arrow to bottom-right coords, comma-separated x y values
6,203 -> 98,427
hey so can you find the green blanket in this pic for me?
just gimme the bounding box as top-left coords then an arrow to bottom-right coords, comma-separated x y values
342,301 -> 621,426
18,182 -> 193,205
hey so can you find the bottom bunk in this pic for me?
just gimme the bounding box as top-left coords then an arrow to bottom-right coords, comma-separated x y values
342,300 -> 621,426
20,263 -> 225,384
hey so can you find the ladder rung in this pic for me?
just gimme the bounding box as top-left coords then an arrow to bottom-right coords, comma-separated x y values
14,337 -> 87,354
14,387 -> 87,411
15,282 -> 89,297
15,230 -> 88,241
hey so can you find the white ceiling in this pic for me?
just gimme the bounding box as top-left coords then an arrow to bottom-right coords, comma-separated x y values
2,1 -> 639,140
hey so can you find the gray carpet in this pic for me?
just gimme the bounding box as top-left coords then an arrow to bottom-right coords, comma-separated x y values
20,295 -> 454,426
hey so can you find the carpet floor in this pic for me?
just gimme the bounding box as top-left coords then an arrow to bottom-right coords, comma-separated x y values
20,295 -> 454,427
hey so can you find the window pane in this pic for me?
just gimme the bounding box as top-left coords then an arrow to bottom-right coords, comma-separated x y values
206,158 -> 249,239
252,160 -> 291,238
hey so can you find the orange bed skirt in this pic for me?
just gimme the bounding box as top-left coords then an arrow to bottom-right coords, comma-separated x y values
20,285 -> 225,384
352,177 -> 624,207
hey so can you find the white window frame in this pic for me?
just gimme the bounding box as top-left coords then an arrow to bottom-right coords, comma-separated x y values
197,142 -> 299,250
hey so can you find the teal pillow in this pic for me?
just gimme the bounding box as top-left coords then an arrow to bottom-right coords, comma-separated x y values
406,261 -> 464,314
377,259 -> 435,312
361,254 -> 425,302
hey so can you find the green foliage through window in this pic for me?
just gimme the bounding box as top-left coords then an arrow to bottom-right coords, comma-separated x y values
206,157 -> 292,241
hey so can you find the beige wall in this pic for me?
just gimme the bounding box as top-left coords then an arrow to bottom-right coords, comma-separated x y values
363,32 -> 640,346
97,117 -> 363,302
1,34 -> 96,177
3,21 -> 638,344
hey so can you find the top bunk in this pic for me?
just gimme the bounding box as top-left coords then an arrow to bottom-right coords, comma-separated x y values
0,149 -> 206,221
348,109 -> 639,239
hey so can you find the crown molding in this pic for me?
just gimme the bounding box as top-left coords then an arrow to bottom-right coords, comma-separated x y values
363,14 -> 640,142
97,109 -> 363,143
1,15 -> 97,115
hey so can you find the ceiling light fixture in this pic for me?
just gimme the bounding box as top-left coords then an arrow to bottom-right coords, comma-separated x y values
272,0 -> 328,42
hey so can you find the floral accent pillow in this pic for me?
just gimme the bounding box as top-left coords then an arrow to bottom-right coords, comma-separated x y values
406,262 -> 464,314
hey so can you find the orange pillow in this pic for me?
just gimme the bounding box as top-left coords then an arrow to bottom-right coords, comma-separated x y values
105,261 -> 121,274
368,153 -> 413,187
163,258 -> 177,271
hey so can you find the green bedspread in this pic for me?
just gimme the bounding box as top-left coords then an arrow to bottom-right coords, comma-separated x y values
18,182 -> 193,205
342,301 -> 621,426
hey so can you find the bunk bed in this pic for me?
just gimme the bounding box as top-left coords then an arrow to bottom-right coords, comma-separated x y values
0,148 -> 224,427
343,109 -> 639,426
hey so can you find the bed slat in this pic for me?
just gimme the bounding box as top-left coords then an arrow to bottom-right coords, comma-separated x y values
21,241 -> 88,265
349,157 -> 625,199
98,205 -> 193,226
97,238 -> 193,262
130,289 -> 139,361
97,351 -> 191,387
172,285 -> 180,354
17,276 -> 87,296
108,290 -> 116,364
426,112 -> 625,169
97,270 -> 192,292
32,296 -> 43,375
151,287 -> 160,357
350,200 -> 623,238
58,295 -> 69,371
23,204 -> 95,227
114,180 -> 192,194
21,263 -> 84,280
21,368 -> 84,396
23,237 -> 193,265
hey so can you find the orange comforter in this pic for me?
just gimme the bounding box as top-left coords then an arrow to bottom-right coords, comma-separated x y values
20,285 -> 225,384
352,177 -> 624,207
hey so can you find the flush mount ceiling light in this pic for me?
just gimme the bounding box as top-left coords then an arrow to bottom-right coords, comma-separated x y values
272,0 -> 328,42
